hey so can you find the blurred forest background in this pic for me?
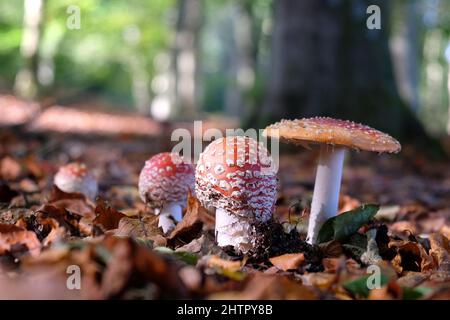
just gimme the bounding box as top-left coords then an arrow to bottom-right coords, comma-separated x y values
1,0 -> 450,145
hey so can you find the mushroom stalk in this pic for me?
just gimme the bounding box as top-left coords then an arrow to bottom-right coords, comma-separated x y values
160,202 -> 183,222
307,145 -> 345,244
215,208 -> 252,253
156,203 -> 183,234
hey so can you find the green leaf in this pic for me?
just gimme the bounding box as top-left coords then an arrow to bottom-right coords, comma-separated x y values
342,232 -> 368,260
173,251 -> 199,266
218,268 -> 246,281
344,274 -> 389,298
154,246 -> 198,265
344,276 -> 433,300
317,204 -> 380,244
402,287 -> 433,300
342,244 -> 366,259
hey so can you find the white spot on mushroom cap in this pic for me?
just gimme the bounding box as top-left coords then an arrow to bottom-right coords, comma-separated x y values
195,136 -> 278,221
138,152 -> 195,206
214,164 -> 225,175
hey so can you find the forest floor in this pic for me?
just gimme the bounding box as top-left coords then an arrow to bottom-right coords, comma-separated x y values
0,98 -> 450,299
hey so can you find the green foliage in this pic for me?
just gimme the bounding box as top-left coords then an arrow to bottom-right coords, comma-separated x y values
343,274 -> 389,298
0,0 -> 174,106
342,233 -> 368,259
402,286 -> 433,300
344,275 -> 433,300
154,246 -> 199,265
317,204 -> 379,244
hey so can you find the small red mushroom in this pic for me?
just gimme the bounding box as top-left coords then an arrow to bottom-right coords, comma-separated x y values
53,162 -> 98,200
138,152 -> 195,234
195,136 -> 278,253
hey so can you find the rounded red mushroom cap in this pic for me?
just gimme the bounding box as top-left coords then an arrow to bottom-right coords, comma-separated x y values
263,117 -> 401,153
195,136 -> 278,221
138,152 -> 195,207
54,162 -> 98,199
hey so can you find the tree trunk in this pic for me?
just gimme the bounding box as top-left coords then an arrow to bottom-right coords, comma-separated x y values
15,0 -> 45,100
260,0 -> 435,146
262,0 -> 341,123
172,0 -> 203,119
224,1 -> 256,119
447,64 -> 450,135
391,0 -> 421,113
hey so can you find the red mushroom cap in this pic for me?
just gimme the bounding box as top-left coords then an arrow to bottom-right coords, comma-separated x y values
138,152 -> 195,207
195,136 -> 278,221
58,162 -> 89,177
54,162 -> 98,199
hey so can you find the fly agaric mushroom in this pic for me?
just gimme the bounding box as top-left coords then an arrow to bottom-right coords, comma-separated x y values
54,162 -> 98,200
195,136 -> 278,254
263,117 -> 401,245
138,152 -> 195,234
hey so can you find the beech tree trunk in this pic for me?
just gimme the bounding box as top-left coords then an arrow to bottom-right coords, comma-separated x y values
224,1 -> 256,119
447,67 -> 450,135
260,0 -> 433,145
14,0 -> 45,100
172,0 -> 203,119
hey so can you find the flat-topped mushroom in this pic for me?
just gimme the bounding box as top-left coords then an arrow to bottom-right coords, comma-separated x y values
195,136 -> 278,254
54,162 -> 98,200
138,152 -> 195,234
263,117 -> 401,244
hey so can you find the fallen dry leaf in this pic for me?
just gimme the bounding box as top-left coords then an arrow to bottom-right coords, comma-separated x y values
375,205 -> 400,221
178,266 -> 202,292
0,156 -> 23,181
49,186 -> 87,202
23,155 -> 45,179
93,198 -> 126,231
168,194 -> 211,247
0,223 -> 40,256
207,255 -> 243,272
429,233 -> 450,276
269,253 -> 305,271
301,272 -> 337,290
209,273 -> 317,300
48,186 -> 95,219
0,267 -> 81,299
18,178 -> 39,193
390,221 -> 418,235
92,236 -> 189,299
389,240 -> 435,273
418,214 -> 447,234
396,271 -> 430,287
440,225 -> 450,239
322,257 -> 361,274
14,236 -> 188,299
115,215 -> 166,246
51,198 -> 95,219
34,204 -> 87,242
319,240 -> 343,258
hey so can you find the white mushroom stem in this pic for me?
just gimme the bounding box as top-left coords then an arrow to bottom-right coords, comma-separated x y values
160,202 -> 183,222
155,203 -> 183,234
215,208 -> 253,253
307,145 -> 345,245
